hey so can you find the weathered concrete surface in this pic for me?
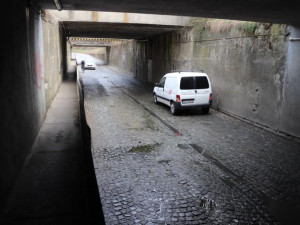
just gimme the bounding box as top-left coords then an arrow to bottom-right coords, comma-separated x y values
0,81 -> 91,225
188,23 -> 290,138
109,21 -> 300,139
80,65 -> 300,225
0,1 -> 65,211
0,2 -> 46,210
61,21 -> 184,39
66,40 -> 77,77
72,47 -> 108,64
45,10 -> 187,39
110,40 -> 137,78
43,13 -> 64,110
46,10 -> 191,26
280,26 -> 300,138
34,0 -> 300,25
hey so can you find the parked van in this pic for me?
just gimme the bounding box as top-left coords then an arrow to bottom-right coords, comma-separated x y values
153,71 -> 212,115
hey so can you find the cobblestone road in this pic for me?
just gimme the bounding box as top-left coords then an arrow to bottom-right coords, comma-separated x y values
80,65 -> 300,225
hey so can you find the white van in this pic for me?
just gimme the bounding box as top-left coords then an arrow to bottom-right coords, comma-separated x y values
153,71 -> 212,115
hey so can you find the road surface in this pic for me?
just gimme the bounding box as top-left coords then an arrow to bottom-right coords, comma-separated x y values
80,63 -> 300,225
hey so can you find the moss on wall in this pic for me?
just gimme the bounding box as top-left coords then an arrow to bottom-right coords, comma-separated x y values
106,19 -> 296,137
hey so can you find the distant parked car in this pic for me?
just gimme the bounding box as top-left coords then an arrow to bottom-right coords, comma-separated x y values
84,61 -> 96,70
153,71 -> 212,115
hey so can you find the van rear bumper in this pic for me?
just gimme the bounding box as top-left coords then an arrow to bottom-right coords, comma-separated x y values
174,100 -> 212,109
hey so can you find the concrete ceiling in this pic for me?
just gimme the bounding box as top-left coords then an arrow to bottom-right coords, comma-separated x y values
61,22 -> 184,39
33,0 -> 300,25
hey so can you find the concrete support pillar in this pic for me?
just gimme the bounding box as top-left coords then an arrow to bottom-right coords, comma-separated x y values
66,39 -> 76,79
106,46 -> 110,65
30,9 -> 46,121
280,26 -> 300,138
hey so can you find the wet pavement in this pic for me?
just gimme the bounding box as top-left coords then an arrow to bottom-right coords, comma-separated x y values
80,65 -> 300,225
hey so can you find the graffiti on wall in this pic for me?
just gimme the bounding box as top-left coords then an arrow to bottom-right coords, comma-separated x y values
34,52 -> 44,89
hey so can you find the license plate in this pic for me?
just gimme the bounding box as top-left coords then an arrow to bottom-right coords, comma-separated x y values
182,99 -> 194,104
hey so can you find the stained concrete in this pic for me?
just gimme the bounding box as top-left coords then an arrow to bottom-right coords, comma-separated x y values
61,21 -> 184,39
33,0 -> 300,25
0,2 -> 46,210
0,81 -> 91,225
110,40 -> 137,77
109,22 -> 300,139
46,10 -> 191,26
43,15 -> 63,111
280,26 -> 300,138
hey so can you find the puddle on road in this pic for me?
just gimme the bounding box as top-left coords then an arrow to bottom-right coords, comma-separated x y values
129,143 -> 161,153
200,197 -> 217,210
144,116 -> 159,131
177,143 -> 189,150
157,159 -> 171,164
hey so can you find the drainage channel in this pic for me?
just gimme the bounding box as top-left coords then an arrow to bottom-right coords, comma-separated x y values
189,144 -> 242,183
190,143 -> 277,223
110,79 -> 278,223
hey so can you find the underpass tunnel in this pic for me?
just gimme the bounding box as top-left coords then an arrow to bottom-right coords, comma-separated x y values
0,4 -> 189,222
60,20 -> 184,82
1,0 -> 300,224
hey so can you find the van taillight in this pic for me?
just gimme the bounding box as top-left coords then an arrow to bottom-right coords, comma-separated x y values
209,93 -> 212,100
176,95 -> 181,102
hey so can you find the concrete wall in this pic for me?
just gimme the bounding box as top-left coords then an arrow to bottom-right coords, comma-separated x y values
109,21 -> 300,139
66,40 -> 77,77
280,27 -> 300,138
110,40 -> 137,77
0,2 -> 45,209
72,47 -> 108,64
43,13 -> 64,110
188,24 -> 289,137
110,40 -> 152,81
0,2 -> 64,210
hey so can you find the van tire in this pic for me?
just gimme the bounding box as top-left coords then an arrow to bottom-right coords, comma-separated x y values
153,94 -> 158,104
202,107 -> 210,114
170,102 -> 177,115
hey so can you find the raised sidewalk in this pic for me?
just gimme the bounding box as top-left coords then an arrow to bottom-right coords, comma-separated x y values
0,80 -> 99,225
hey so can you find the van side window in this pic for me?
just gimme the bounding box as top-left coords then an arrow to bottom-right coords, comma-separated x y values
195,77 -> 209,89
158,77 -> 166,88
180,77 -> 194,90
165,77 -> 177,89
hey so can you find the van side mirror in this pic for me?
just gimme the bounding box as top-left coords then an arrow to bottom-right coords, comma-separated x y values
155,83 -> 158,87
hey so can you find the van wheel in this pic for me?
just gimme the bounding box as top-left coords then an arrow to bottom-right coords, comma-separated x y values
202,107 -> 210,114
153,94 -> 158,104
170,102 -> 177,115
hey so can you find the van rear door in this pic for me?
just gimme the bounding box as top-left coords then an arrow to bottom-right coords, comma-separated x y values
194,76 -> 210,105
179,77 -> 196,105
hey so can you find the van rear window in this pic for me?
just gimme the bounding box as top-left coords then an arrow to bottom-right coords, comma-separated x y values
180,76 -> 209,90
195,77 -> 209,89
180,77 -> 194,89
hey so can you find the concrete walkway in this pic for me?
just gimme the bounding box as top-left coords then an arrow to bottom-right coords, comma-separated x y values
0,81 -> 92,225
